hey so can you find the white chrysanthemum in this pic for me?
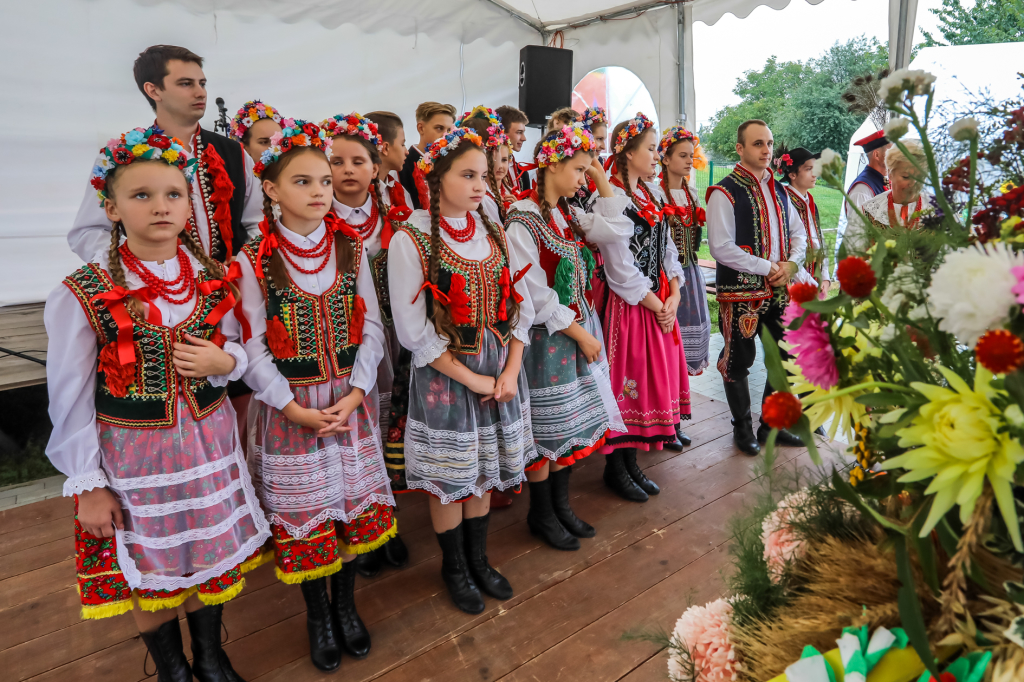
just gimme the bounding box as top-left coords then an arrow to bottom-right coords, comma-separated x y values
811,148 -> 842,178
908,304 -> 930,321
949,117 -> 980,142
926,243 -> 1024,346
884,117 -> 909,141
878,69 -> 936,103
880,324 -> 897,343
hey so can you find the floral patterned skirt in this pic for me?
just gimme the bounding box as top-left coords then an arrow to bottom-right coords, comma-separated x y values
95,397 -> 270,594
405,331 -> 534,504
248,374 -> 394,539
676,261 -> 711,376
523,313 -> 626,468
599,290 -> 691,454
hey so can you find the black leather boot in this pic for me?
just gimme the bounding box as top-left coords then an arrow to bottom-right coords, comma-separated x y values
378,533 -> 409,568
675,422 -> 692,446
352,547 -> 381,578
330,561 -> 371,659
723,378 -> 759,456
436,524 -> 485,614
463,514 -> 514,599
140,617 -> 193,682
185,604 -> 245,682
757,423 -> 805,447
662,437 -> 684,452
299,577 -> 342,672
603,451 -> 649,502
550,467 -> 595,538
526,478 -> 580,550
622,449 -> 660,496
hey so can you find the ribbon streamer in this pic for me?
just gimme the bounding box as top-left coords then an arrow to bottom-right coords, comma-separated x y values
90,287 -> 140,365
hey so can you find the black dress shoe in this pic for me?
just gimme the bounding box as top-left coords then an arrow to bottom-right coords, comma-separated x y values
526,478 -> 580,551
550,467 -> 595,538
186,604 -> 246,682
662,438 -> 684,452
757,423 -> 805,447
463,514 -> 514,599
299,578 -> 342,672
140,617 -> 193,682
814,425 -> 827,437
675,424 -> 692,447
435,524 -> 485,614
331,561 -> 371,659
734,428 -> 761,456
723,378 -> 759,456
603,451 -> 649,502
622,449 -> 660,495
378,534 -> 409,568
352,548 -> 381,578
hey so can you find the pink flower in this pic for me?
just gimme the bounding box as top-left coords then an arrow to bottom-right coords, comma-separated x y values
670,598 -> 741,682
782,304 -> 838,390
761,490 -> 811,584
1011,266 -> 1024,304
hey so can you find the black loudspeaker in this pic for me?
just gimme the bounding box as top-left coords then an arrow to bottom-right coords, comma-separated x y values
518,46 -> 573,128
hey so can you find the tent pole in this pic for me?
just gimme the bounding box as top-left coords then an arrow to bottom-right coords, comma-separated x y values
478,0 -> 547,39
889,0 -> 919,71
676,3 -> 695,126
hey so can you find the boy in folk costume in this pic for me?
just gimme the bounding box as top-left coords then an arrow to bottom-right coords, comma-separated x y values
776,147 -> 830,296
706,120 -> 807,456
236,120 -> 395,673
230,99 -> 284,164
495,104 -> 533,193
320,112 -> 411,578
505,123 -> 629,550
69,45 -> 264,264
398,101 -> 456,210
45,127 -> 270,682
388,127 -> 536,614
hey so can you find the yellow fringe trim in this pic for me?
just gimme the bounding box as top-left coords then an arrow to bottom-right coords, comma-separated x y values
80,599 -> 134,620
76,569 -> 124,579
341,520 -> 398,555
240,550 -> 275,574
275,557 -> 343,584
138,587 -> 195,612
197,578 -> 245,606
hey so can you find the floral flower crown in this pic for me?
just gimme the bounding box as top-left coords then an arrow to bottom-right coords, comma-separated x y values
613,112 -> 654,155
90,125 -> 196,206
254,118 -> 331,178
416,127 -> 484,173
320,112 -> 383,152
455,106 -> 509,148
229,100 -> 282,141
581,106 -> 608,129
657,125 -> 709,171
537,122 -> 596,168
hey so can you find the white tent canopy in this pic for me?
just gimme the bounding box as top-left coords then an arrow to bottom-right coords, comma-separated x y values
0,0 -> 919,305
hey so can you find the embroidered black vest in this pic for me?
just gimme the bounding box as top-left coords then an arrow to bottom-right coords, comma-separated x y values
622,190 -> 670,294
242,233 -> 363,385
63,263 -> 228,429
398,224 -> 512,354
191,129 -> 248,262
666,185 -> 703,268
785,187 -> 825,280
370,249 -> 392,327
507,208 -> 594,323
707,166 -> 791,302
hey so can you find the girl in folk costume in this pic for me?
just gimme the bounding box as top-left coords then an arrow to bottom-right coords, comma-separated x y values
588,113 -> 692,503
455,106 -> 511,225
230,99 -> 284,164
388,127 -> 536,614
45,126 -> 270,682
776,147 -> 830,296
505,123 -> 629,551
236,120 -> 394,673
657,126 -> 712,385
569,106 -> 609,213
491,139 -> 517,214
320,112 -> 410,578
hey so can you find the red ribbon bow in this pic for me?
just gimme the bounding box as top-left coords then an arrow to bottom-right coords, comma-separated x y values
497,264 -> 532,319
255,218 -> 278,277
324,211 -> 360,242
412,281 -> 451,306
383,205 -> 412,249
89,286 -> 146,365
198,261 -> 252,342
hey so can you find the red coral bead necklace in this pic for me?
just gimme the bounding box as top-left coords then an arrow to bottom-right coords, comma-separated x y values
119,244 -> 196,305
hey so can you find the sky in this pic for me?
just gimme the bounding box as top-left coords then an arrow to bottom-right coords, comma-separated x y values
691,0 -> 947,129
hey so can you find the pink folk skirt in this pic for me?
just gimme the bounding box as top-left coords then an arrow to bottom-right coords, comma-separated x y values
598,290 -> 691,454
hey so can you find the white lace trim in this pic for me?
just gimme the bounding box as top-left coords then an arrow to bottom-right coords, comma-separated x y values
63,470 -> 110,496
535,426 -> 611,461
265,492 -> 396,539
107,456 -> 236,491
529,375 -> 598,400
413,335 -> 450,368
530,406 -> 608,434
258,472 -> 391,507
407,472 -> 526,505
543,305 -> 577,334
122,503 -> 256,549
121,478 -> 244,517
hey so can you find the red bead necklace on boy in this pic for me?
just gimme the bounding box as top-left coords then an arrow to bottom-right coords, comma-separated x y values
119,244 -> 196,305
440,212 -> 476,243
887,193 -> 923,230
338,200 -> 379,240
277,225 -> 335,275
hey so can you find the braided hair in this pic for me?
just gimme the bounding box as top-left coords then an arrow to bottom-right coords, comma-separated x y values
608,122 -> 663,212
459,117 -> 507,223
530,137 -> 589,241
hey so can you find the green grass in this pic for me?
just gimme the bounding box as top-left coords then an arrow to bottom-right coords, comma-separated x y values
0,439 -> 59,488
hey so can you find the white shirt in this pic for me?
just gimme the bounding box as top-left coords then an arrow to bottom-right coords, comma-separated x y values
383,170 -> 415,211
45,249 -> 248,497
68,131 -> 264,262
788,187 -> 831,286
237,220 -> 386,410
332,194 -> 384,259
845,182 -> 878,218
587,186 -> 686,306
706,164 -> 807,277
844,190 -> 935,253
388,210 -> 534,368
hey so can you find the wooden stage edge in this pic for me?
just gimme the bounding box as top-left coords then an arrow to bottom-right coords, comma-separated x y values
0,391 -> 845,682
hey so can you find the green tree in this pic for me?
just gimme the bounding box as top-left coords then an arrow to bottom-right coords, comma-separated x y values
920,0 -> 1024,47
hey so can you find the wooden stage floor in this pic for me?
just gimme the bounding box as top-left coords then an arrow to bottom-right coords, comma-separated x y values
0,392 -> 833,682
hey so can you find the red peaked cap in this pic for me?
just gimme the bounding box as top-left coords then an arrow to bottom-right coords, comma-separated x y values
854,129 -> 890,153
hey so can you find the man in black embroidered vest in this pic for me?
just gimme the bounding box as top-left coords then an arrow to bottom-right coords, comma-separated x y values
68,44 -> 263,264
706,120 -> 808,455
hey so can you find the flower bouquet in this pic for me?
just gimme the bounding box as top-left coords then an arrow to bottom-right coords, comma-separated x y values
667,73 -> 1024,682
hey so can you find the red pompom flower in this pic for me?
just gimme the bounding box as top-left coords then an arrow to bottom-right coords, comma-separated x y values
147,134 -> 171,149
836,256 -> 876,299
302,123 -> 319,137
975,329 -> 1024,374
253,161 -> 265,176
787,281 -> 819,305
90,177 -> 106,191
112,148 -> 135,165
97,342 -> 136,398
762,391 -> 803,431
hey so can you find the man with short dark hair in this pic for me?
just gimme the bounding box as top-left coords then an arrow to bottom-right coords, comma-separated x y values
706,120 -> 808,456
68,44 -> 263,263
495,105 -> 531,192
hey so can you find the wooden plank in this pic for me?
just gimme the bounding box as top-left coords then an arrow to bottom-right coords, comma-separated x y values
0,537 -> 74,582
0,560 -> 73,611
0,518 -> 70,557
0,303 -> 48,390
618,654 -> 671,682
0,496 -> 74,537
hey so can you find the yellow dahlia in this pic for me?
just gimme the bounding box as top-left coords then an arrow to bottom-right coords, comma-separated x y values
783,354 -> 868,444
